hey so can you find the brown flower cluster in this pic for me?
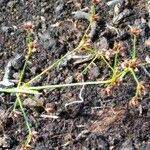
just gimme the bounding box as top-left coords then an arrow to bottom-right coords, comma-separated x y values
113,41 -> 126,54
121,58 -> 141,70
104,41 -> 126,60
21,21 -> 34,30
129,96 -> 141,107
92,13 -> 101,21
100,86 -> 113,97
130,26 -> 142,36
92,0 -> 102,4
137,81 -> 148,95
30,40 -> 38,52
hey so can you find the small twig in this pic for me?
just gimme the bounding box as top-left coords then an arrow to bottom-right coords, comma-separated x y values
74,130 -> 89,141
65,74 -> 85,107
138,104 -> 142,116
106,23 -> 120,35
107,0 -> 123,7
71,54 -> 93,59
73,54 -> 93,65
142,66 -> 150,77
40,114 -> 59,119
72,11 -> 90,21
65,84 -> 85,107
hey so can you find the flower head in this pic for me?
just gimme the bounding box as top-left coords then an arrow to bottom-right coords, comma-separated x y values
129,96 -> 141,107
129,26 -> 142,36
22,21 -> 34,30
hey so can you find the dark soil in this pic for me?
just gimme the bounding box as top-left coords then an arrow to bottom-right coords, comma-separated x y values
0,0 -> 150,149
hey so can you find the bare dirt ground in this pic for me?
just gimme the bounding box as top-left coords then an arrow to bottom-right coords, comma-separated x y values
0,0 -> 150,149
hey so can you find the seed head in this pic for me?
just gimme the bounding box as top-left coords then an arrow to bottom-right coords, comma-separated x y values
137,81 -> 147,95
104,49 -> 114,60
30,40 -> 38,52
92,0 -> 102,4
45,103 -> 57,113
22,21 -> 34,30
83,38 -> 93,48
129,26 -> 142,36
121,58 -> 141,70
93,14 -> 101,21
19,145 -> 31,150
9,110 -> 21,120
113,41 -> 126,54
100,86 -> 113,97
129,96 -> 141,107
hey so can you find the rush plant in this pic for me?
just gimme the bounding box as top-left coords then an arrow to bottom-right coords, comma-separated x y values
0,1 -> 149,148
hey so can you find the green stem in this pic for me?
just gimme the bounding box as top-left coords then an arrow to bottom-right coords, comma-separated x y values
17,31 -> 32,87
16,94 -> 32,145
100,54 -> 114,71
14,32 -> 32,109
82,54 -> 98,74
111,51 -> 118,80
0,79 -> 112,94
114,52 -> 118,70
0,80 -> 112,94
129,68 -> 140,96
28,79 -> 112,91
0,88 -> 40,95
119,69 -> 129,79
132,35 -> 137,59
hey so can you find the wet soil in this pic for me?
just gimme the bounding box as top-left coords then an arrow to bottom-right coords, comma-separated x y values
0,0 -> 150,149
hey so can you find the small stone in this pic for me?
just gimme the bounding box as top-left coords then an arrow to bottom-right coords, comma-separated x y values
120,139 -> 134,150
55,3 -> 64,14
23,98 -> 44,107
11,54 -> 24,70
1,26 -> 9,32
30,66 -> 37,74
0,135 -> 10,148
88,63 -> 100,80
38,32 -> 56,50
65,76 -> 73,84
144,39 -> 150,47
7,1 -> 16,8
45,102 -> 57,113
12,72 -> 19,80
96,37 -> 109,50
140,142 -> 150,150
112,9 -> 130,25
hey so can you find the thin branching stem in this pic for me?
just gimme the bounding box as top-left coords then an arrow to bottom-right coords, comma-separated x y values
14,31 -> 32,109
23,10 -> 94,87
